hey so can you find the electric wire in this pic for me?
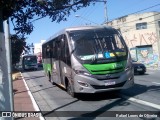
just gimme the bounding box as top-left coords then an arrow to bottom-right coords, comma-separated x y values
70,3 -> 99,26
121,18 -> 160,34
108,12 -> 160,28
106,3 -> 160,23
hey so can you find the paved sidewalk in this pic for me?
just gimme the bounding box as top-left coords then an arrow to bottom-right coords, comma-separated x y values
13,73 -> 40,120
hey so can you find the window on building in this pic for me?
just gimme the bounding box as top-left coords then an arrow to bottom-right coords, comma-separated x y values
158,21 -> 160,28
136,22 -> 147,30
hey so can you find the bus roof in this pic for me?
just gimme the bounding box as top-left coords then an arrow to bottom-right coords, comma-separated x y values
43,25 -> 116,45
64,25 -> 114,31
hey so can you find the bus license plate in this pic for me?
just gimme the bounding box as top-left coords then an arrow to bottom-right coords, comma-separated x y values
104,81 -> 116,86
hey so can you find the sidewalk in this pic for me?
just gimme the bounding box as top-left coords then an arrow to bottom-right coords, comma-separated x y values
13,72 -> 40,120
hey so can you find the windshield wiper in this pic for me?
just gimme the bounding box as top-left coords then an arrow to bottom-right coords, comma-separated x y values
90,42 -> 99,64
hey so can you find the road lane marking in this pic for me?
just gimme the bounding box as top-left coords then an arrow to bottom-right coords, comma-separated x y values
121,95 -> 160,110
152,82 -> 160,85
21,73 -> 45,120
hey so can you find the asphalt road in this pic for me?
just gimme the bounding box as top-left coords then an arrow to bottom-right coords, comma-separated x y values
22,68 -> 160,120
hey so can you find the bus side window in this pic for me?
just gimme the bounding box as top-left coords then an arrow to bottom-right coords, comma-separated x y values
54,37 -> 60,60
46,42 -> 53,58
52,42 -> 55,58
46,45 -> 50,58
60,35 -> 65,61
42,45 -> 46,59
64,35 -> 71,66
49,41 -> 53,58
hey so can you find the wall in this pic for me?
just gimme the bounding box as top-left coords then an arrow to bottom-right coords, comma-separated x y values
107,12 -> 160,69
34,40 -> 46,63
130,45 -> 159,68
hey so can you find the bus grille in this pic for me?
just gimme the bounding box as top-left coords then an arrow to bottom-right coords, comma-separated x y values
92,75 -> 120,81
90,69 -> 124,76
91,68 -> 123,72
91,81 -> 126,89
98,77 -> 119,80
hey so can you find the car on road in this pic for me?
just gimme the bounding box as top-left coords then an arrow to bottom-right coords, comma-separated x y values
132,60 -> 146,75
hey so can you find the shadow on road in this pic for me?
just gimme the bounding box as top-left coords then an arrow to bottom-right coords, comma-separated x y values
20,67 -> 43,73
23,75 -> 45,80
121,83 -> 160,97
76,91 -> 121,101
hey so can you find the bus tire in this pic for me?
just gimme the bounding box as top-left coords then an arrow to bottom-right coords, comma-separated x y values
67,81 -> 75,98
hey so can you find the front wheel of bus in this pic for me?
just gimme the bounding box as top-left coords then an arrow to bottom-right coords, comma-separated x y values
67,82 -> 75,98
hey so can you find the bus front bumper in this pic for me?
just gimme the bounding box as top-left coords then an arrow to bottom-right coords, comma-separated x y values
24,65 -> 38,70
73,69 -> 134,93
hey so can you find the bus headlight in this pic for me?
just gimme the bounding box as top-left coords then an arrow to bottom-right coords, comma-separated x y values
74,69 -> 91,76
77,81 -> 89,87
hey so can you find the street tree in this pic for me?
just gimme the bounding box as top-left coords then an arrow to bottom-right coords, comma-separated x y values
0,0 -> 94,116
1,0 -> 93,35
11,35 -> 29,67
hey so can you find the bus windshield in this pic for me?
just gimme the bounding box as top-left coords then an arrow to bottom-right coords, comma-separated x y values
68,29 -> 128,63
23,56 -> 37,64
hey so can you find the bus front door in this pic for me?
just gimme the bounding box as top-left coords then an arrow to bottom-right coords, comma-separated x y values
52,39 -> 65,86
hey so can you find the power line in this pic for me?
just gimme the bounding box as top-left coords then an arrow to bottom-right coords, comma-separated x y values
106,3 -> 160,23
120,18 -> 160,34
76,7 -> 97,25
70,3 -> 99,26
127,3 -> 160,16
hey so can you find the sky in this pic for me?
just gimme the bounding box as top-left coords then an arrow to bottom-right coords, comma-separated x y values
10,0 -> 160,45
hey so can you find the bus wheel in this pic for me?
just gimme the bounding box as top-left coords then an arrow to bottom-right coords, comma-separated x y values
67,81 -> 75,98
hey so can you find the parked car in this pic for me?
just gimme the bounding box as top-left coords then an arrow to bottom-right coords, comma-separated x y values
132,60 -> 146,75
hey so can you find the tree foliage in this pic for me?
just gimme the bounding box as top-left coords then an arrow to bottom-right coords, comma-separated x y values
1,0 -> 93,36
11,35 -> 29,65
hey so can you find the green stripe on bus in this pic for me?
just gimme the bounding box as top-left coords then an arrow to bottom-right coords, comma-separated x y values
83,60 -> 127,75
43,63 -> 52,72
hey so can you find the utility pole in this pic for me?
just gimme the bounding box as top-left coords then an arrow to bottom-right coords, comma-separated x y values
0,10 -> 13,120
93,0 -> 108,23
104,0 -> 108,23
4,19 -> 14,113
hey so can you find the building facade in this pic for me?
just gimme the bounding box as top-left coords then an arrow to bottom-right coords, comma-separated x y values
34,40 -> 46,63
107,12 -> 160,68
